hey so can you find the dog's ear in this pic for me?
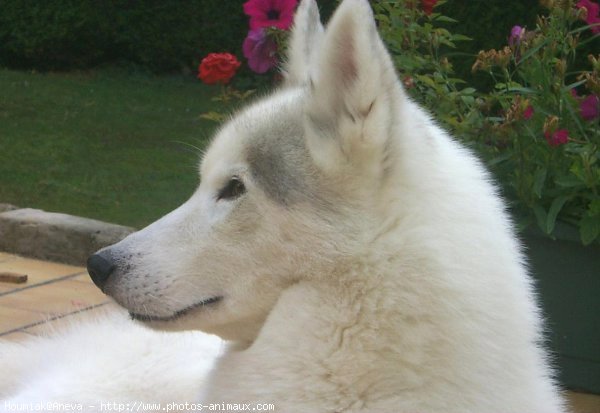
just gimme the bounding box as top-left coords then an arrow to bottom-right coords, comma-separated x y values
305,0 -> 402,176
282,0 -> 324,87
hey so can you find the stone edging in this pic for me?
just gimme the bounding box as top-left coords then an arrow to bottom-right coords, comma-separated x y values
0,204 -> 134,266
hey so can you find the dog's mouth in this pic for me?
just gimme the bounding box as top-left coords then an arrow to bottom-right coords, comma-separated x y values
129,296 -> 223,322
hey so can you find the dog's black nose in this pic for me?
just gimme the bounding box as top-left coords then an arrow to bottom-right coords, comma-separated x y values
87,252 -> 115,291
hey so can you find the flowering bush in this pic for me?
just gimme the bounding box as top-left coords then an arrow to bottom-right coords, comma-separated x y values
197,53 -> 241,85
374,0 -> 599,244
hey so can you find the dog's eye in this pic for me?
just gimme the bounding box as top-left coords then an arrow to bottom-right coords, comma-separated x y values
217,177 -> 246,201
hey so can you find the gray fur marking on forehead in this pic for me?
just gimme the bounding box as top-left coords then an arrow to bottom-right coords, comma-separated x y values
244,112 -> 315,205
228,90 -> 340,209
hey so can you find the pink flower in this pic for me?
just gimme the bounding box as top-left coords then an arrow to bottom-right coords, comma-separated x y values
523,105 -> 534,120
243,29 -> 278,74
243,0 -> 298,30
576,0 -> 600,34
544,129 -> 569,147
580,95 -> 599,120
509,25 -> 525,46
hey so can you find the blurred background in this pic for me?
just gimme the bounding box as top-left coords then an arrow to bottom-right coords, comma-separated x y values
0,0 -> 548,228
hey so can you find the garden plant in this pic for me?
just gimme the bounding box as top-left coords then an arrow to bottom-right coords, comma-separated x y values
198,0 -> 599,245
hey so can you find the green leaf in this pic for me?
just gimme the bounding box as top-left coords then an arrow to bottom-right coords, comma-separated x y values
450,34 -> 471,42
415,75 -> 436,88
460,95 -> 475,106
198,111 -> 225,123
506,87 -> 536,94
533,205 -> 547,234
563,80 -> 587,92
546,196 -> 569,235
580,215 -> 600,245
555,176 -> 583,188
589,200 -> 600,216
533,168 -> 547,199
435,15 -> 458,23
488,152 -> 512,166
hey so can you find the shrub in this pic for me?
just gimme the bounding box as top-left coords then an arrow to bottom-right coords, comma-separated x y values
438,1 -> 544,83
0,0 -> 247,72
373,0 -> 600,245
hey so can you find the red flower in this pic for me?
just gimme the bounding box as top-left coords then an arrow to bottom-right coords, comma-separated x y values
422,0 -> 438,15
198,53 -> 241,85
523,105 -> 534,120
544,129 -> 569,147
570,89 -> 599,121
580,95 -> 599,121
576,0 -> 600,34
243,0 -> 298,30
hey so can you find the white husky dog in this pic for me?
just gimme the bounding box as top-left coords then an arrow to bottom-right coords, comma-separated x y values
1,0 -> 566,411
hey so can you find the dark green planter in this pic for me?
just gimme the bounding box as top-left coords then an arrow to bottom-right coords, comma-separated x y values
523,223 -> 600,394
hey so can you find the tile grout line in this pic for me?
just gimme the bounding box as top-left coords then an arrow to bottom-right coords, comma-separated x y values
0,270 -> 87,297
0,301 -> 111,337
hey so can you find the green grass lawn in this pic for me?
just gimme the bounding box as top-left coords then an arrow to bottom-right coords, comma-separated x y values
0,68 -> 226,228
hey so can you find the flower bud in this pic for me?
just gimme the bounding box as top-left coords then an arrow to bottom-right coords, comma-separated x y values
402,76 -> 415,89
588,54 -> 600,72
555,59 -> 567,78
543,115 -> 559,135
540,0 -> 555,9
577,5 -> 589,21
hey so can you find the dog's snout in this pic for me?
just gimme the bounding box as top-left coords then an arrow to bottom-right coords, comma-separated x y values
87,252 -> 116,292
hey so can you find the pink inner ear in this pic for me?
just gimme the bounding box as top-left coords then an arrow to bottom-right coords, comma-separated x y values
335,23 -> 358,87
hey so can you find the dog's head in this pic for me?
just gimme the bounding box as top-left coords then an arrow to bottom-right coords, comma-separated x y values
88,0 -> 406,342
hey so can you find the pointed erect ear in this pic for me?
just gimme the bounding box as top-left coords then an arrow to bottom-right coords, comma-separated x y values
304,0 -> 402,174
282,0 -> 324,87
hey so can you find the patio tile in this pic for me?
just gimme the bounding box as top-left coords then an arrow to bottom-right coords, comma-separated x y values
0,305 -> 42,332
2,331 -> 36,342
0,283 -> 18,293
567,391 -> 600,413
24,301 -> 118,337
0,278 -> 108,317
0,257 -> 85,294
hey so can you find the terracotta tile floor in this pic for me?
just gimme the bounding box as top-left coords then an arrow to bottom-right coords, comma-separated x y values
0,252 -> 598,412
0,253 -> 110,340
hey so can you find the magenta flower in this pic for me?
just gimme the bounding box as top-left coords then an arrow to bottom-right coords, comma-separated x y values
243,29 -> 278,74
580,95 -> 599,121
243,0 -> 298,30
576,0 -> 600,34
509,25 -> 524,46
544,129 -> 569,147
523,105 -> 534,120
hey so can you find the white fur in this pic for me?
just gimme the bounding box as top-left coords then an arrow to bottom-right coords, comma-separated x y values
0,0 -> 566,411
0,306 -> 224,408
